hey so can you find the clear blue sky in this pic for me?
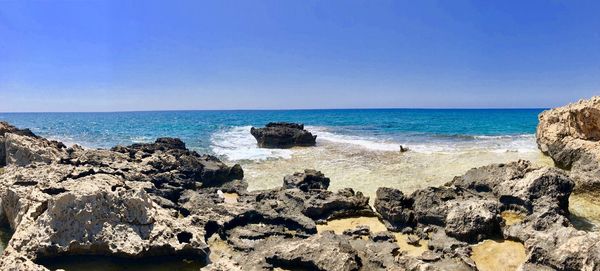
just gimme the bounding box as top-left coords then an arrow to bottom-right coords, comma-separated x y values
1,0 -> 599,112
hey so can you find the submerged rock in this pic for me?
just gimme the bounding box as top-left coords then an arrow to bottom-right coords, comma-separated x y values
250,122 -> 317,148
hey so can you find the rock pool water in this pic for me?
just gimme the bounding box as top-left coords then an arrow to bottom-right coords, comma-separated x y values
471,239 -> 526,271
316,216 -> 428,257
501,211 -> 525,226
569,192 -> 600,231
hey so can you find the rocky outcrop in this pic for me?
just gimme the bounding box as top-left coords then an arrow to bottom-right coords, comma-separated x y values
1,120 -> 599,271
376,160 -> 599,271
537,96 -> 600,191
250,122 -> 317,148
0,122 -> 66,166
0,122 -> 390,270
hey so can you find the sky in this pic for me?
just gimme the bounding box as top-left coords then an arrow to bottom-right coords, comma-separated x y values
1,0 -> 599,112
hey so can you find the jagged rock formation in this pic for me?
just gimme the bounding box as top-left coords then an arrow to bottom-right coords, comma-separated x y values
283,169 -> 330,191
537,96 -> 600,191
375,160 -> 599,271
0,122 -> 66,167
250,122 -> 317,148
0,119 -> 598,270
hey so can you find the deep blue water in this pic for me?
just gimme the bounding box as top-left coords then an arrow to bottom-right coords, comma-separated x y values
0,109 -> 544,157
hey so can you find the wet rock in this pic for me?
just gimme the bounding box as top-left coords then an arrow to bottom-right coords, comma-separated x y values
250,122 -> 317,148
283,169 -> 330,191
536,96 -> 600,191
343,225 -> 371,238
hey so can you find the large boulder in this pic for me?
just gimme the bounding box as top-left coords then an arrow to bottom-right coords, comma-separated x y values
444,199 -> 502,243
250,122 -> 317,148
536,96 -> 600,191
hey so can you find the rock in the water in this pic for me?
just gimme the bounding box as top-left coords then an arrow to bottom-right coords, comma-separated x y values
283,169 -> 330,191
536,96 -> 600,191
250,122 -> 317,148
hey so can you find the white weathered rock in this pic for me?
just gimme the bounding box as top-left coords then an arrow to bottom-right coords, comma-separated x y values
537,96 -> 600,191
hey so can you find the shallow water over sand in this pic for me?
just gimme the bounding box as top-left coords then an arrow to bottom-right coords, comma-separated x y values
471,240 -> 526,271
501,211 -> 525,226
316,216 -> 428,257
570,192 -> 600,231
238,140 -> 554,199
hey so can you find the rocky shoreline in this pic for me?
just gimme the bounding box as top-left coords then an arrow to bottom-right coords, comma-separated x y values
0,97 -> 598,270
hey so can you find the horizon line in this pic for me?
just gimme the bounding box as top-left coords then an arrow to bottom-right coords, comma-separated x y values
0,107 -> 549,114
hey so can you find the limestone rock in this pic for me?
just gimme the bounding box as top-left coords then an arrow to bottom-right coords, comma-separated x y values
444,199 -> 502,243
536,96 -> 600,191
0,122 -> 67,167
264,232 -> 361,271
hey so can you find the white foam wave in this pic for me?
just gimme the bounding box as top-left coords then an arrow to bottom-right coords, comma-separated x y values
473,134 -> 535,140
131,136 -> 153,143
210,126 -> 293,161
309,126 -> 538,154
210,125 -> 539,160
307,126 -> 403,152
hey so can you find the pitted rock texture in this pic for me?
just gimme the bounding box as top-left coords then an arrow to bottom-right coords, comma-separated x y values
376,160 -> 599,271
250,122 -> 317,148
1,121 -> 599,271
0,122 -> 66,167
537,96 -> 600,191
283,169 -> 330,191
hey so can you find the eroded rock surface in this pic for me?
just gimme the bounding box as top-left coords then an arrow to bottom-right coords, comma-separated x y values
0,125 -> 246,270
250,122 -> 317,148
1,117 -> 599,271
537,96 -> 600,191
376,160 -> 599,271
0,122 -> 66,167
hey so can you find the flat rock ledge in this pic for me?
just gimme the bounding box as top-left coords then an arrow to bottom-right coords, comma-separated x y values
0,120 -> 598,271
536,96 -> 600,192
250,122 -> 317,148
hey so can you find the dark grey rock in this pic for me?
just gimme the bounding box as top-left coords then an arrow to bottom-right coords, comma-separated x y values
250,122 -> 317,148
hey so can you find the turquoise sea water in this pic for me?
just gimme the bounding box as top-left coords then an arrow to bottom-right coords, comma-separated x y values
0,109 -> 544,161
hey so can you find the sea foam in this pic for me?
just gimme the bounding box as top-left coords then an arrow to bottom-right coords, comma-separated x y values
211,126 -> 293,161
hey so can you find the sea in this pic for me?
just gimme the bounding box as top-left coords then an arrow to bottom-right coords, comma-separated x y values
0,109 -> 554,198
